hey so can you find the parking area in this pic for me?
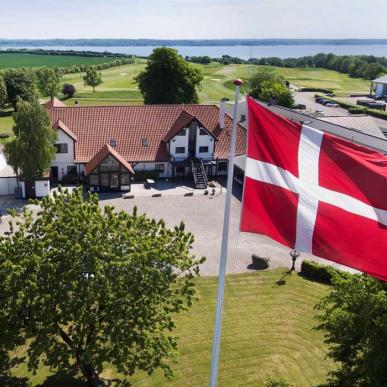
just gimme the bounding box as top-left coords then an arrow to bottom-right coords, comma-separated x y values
0,182 -> 356,276
293,91 -> 347,116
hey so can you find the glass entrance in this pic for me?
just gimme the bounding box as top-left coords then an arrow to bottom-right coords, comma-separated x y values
110,173 -> 119,190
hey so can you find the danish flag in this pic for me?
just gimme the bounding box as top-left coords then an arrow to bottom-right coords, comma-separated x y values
240,97 -> 387,281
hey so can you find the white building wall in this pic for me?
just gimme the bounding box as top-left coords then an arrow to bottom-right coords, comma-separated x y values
35,180 -> 50,197
52,130 -> 76,180
195,127 -> 214,159
375,84 -> 385,98
170,129 -> 189,160
133,162 -> 170,178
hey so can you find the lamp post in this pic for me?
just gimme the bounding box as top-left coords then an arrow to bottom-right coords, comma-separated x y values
289,250 -> 300,271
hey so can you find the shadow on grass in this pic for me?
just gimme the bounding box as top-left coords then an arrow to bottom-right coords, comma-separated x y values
37,370 -> 85,387
0,374 -> 29,386
273,269 -> 293,287
0,110 -> 13,118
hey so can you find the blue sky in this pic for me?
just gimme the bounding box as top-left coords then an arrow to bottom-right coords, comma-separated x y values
0,0 -> 386,39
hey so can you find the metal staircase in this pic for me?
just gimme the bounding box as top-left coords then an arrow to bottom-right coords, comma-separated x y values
191,159 -> 208,189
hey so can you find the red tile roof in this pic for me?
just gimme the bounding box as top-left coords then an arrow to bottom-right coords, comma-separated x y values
44,97 -> 66,109
46,104 -> 246,163
163,110 -> 195,143
53,120 -> 78,141
84,144 -> 135,175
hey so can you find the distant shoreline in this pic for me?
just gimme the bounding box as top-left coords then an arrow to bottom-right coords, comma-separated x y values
1,38 -> 387,47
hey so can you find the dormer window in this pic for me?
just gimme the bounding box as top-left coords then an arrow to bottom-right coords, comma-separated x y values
110,139 -> 117,148
142,138 -> 149,147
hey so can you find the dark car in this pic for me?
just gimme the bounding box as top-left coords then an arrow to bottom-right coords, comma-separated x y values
294,104 -> 307,110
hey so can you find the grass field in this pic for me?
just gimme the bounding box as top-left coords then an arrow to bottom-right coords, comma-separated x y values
8,269 -> 335,386
0,62 -> 371,137
0,53 -> 120,69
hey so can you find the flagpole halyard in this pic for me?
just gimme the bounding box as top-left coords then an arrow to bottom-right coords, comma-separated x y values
209,79 -> 243,387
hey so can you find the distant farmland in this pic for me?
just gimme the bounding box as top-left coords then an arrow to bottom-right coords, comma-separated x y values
0,53 -> 118,69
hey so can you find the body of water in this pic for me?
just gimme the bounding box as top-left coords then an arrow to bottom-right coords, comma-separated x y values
1,44 -> 387,59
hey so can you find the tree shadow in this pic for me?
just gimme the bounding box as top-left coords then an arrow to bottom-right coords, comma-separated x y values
0,110 -> 13,118
0,374 -> 29,387
37,370 -> 85,387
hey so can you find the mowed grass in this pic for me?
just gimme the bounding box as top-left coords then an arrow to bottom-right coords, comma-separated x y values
10,269 -> 335,386
0,53 -> 120,69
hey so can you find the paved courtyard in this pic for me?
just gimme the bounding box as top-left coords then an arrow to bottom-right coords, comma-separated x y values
0,183 -> 356,276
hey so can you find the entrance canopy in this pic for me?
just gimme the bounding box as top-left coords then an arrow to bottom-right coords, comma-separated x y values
85,144 -> 134,192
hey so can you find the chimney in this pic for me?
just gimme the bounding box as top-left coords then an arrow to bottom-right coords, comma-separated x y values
219,97 -> 229,129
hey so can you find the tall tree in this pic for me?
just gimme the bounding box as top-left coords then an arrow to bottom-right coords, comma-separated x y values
3,68 -> 36,111
83,66 -> 103,92
0,74 -> 7,108
4,99 -> 56,196
62,83 -> 76,98
316,273 -> 387,386
36,67 -> 62,98
136,47 -> 203,104
249,69 -> 294,108
0,187 -> 204,386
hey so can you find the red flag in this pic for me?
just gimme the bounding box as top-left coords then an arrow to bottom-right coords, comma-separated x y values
240,97 -> 387,281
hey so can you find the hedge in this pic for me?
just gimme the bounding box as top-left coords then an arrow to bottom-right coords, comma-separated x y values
133,170 -> 160,182
299,87 -> 334,94
300,260 -> 342,284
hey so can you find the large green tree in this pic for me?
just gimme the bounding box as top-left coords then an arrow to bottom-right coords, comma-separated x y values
3,68 -> 36,110
136,47 -> 203,104
36,67 -> 62,98
249,69 -> 294,108
0,187 -> 204,386
4,99 -> 56,196
83,66 -> 103,92
316,273 -> 387,386
0,74 -> 7,108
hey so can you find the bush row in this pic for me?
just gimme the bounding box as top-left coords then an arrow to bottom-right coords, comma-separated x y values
300,260 -> 342,284
299,87 -> 334,94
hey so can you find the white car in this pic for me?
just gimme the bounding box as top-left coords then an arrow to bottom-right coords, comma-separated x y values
325,102 -> 339,107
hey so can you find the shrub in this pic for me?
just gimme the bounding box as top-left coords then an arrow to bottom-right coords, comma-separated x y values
348,107 -> 366,114
0,133 -> 10,139
62,83 -> 76,98
265,377 -> 294,387
133,170 -> 160,182
61,173 -> 79,185
300,260 -> 342,284
299,87 -> 334,94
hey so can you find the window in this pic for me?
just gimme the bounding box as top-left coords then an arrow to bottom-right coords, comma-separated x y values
67,166 -> 77,175
142,138 -> 149,147
89,175 -> 98,186
155,164 -> 165,172
110,139 -> 117,148
121,174 -> 130,185
55,143 -> 68,153
218,161 -> 227,172
100,155 -> 119,172
176,129 -> 186,136
175,146 -> 185,154
199,146 -> 209,153
199,128 -> 207,136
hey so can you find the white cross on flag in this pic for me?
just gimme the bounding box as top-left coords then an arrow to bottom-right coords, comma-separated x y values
240,97 -> 387,281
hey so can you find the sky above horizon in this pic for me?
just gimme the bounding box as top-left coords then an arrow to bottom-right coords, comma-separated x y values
0,0 -> 386,40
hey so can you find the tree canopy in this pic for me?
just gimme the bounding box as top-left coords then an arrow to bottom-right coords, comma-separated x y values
249,69 -> 294,108
4,99 -> 56,188
62,83 -> 76,98
0,187 -> 205,386
83,66 -> 103,92
0,74 -> 7,107
136,47 -> 203,104
36,67 -> 62,98
316,273 -> 387,386
3,68 -> 36,110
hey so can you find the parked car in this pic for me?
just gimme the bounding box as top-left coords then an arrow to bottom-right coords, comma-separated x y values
324,101 -> 339,107
325,92 -> 336,97
293,104 -> 306,110
315,97 -> 326,104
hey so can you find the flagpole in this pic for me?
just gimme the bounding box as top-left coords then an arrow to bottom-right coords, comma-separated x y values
209,79 -> 243,387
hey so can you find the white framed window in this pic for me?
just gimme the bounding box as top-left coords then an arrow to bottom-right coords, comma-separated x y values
155,164 -> 165,172
175,147 -> 185,154
199,128 -> 208,136
55,143 -> 68,153
199,146 -> 209,153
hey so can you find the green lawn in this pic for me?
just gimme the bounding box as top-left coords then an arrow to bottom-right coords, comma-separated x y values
0,53 -> 121,70
0,62 -> 371,135
9,269 -> 335,386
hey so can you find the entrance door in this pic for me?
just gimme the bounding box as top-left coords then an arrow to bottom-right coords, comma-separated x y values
100,173 -> 109,191
110,173 -> 119,191
51,166 -> 58,182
